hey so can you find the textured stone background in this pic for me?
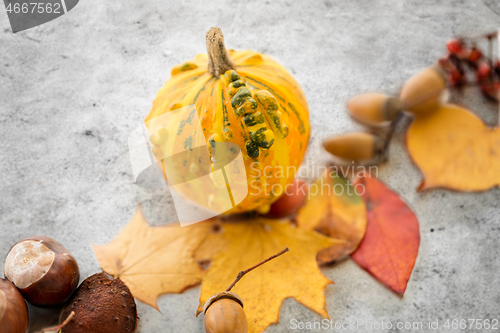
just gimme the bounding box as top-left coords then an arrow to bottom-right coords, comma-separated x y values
1,0 -> 500,332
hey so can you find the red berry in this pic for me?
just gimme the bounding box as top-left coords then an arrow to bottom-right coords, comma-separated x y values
264,179 -> 308,219
480,81 -> 500,100
495,61 -> 500,76
468,48 -> 482,63
448,69 -> 466,87
446,39 -> 463,54
476,62 -> 491,82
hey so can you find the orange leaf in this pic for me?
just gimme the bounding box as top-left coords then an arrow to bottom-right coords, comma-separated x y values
195,217 -> 339,333
296,171 -> 367,264
92,207 -> 212,310
406,104 -> 500,191
351,176 -> 420,295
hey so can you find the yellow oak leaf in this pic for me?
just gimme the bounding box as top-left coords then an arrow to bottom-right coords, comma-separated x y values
92,207 -> 212,310
296,171 -> 367,265
407,104 -> 500,191
195,217 -> 339,333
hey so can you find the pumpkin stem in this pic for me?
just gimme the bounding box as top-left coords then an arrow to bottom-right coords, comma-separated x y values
206,27 -> 236,77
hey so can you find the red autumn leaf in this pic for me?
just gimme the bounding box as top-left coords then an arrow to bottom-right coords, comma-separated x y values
351,176 -> 420,296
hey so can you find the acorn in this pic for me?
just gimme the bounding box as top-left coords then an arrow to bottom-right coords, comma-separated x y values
323,132 -> 384,162
3,236 -> 79,307
347,93 -> 403,127
203,291 -> 248,333
59,272 -> 137,333
0,278 -> 29,333
399,67 -> 447,116
200,248 -> 289,333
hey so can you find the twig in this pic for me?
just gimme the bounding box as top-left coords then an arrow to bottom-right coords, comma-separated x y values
226,247 -> 289,292
383,111 -> 405,153
498,28 -> 500,125
488,34 -> 494,68
40,311 -> 75,333
457,30 -> 498,41
487,33 -> 497,108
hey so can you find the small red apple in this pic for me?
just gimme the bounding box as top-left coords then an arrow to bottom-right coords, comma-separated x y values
264,179 -> 308,219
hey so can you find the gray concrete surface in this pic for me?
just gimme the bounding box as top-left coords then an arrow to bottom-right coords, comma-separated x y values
1,0 -> 500,332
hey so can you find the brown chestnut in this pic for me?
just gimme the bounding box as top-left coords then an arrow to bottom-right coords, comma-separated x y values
4,236 -> 80,307
0,278 -> 29,333
60,272 -> 138,333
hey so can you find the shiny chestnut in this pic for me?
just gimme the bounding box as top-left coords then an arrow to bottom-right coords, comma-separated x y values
4,236 -> 79,306
0,278 -> 29,333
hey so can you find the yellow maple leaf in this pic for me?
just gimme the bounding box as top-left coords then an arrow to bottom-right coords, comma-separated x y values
195,217 -> 339,333
92,207 -> 212,310
296,171 -> 367,265
407,104 -> 500,191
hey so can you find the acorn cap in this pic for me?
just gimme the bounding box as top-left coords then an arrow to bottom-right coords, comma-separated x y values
203,291 -> 244,314
383,97 -> 405,121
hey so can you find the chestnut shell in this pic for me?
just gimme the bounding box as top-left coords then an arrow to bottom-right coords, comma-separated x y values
0,278 -> 29,333
4,236 -> 80,306
60,272 -> 137,333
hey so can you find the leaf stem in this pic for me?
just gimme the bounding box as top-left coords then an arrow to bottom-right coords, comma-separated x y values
226,247 -> 289,292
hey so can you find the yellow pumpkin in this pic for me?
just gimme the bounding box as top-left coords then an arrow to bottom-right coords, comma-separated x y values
145,28 -> 310,214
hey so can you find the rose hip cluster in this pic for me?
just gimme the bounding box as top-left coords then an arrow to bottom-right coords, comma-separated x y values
439,32 -> 500,101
